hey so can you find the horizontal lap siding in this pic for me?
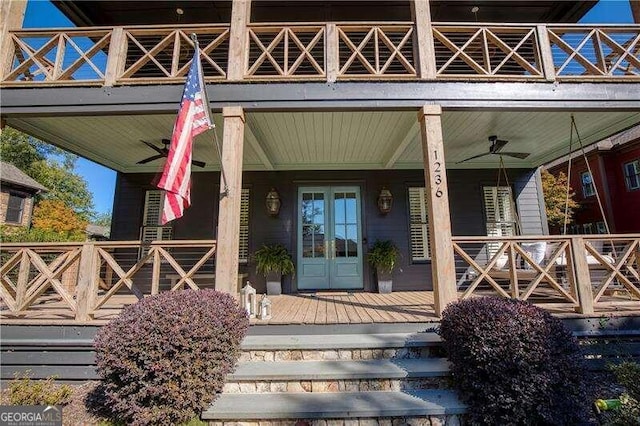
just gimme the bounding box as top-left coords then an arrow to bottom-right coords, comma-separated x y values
111,169 -> 543,293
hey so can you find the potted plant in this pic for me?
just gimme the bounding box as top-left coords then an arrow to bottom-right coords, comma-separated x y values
367,240 -> 400,293
253,244 -> 295,295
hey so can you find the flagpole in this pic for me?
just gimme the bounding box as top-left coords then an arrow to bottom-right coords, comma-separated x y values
191,33 -> 229,198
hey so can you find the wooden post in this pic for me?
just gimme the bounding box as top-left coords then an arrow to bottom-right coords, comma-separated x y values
227,0 -> 251,81
104,26 -> 127,87
410,0 -> 436,79
0,0 -> 27,81
326,23 -> 338,83
215,106 -> 245,295
75,242 -> 98,321
631,1 -> 640,23
569,237 -> 595,315
15,250 -> 30,310
536,25 -> 556,82
418,105 -> 457,316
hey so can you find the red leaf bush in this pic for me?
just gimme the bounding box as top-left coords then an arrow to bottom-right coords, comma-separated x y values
438,297 -> 588,425
94,289 -> 249,425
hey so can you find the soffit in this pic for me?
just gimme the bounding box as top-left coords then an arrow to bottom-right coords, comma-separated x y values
7,110 -> 640,173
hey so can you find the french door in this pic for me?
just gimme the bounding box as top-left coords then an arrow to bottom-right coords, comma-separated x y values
297,186 -> 363,290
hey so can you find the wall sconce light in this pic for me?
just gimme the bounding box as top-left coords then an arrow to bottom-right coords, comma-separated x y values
265,188 -> 281,216
377,187 -> 393,214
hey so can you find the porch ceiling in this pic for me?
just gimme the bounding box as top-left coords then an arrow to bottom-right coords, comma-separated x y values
7,110 -> 640,173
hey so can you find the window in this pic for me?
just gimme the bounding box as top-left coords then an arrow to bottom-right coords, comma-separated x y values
583,223 -> 593,234
624,160 -> 640,191
596,221 -> 607,234
5,192 -> 26,224
483,186 -> 517,257
581,171 -> 595,197
408,187 -> 430,261
238,188 -> 250,264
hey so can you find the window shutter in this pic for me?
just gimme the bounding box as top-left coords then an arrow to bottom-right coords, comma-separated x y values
238,188 -> 250,263
140,190 -> 172,258
5,193 -> 25,223
408,187 -> 430,261
483,186 -> 517,257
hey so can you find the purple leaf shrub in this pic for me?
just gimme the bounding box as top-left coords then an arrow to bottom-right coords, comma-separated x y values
438,297 -> 588,425
94,289 -> 249,425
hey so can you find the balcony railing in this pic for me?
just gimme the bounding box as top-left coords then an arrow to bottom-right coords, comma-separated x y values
2,22 -> 638,86
1,235 -> 638,324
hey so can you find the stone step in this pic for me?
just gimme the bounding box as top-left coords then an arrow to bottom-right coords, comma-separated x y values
241,333 -> 441,351
202,390 -> 465,421
230,359 -> 449,381
240,347 -> 438,362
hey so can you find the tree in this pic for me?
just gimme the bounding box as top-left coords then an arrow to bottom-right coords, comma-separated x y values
92,212 -> 112,227
32,199 -> 87,238
0,127 -> 94,219
541,170 -> 579,231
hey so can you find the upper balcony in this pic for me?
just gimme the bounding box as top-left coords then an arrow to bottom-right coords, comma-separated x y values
2,20 -> 639,88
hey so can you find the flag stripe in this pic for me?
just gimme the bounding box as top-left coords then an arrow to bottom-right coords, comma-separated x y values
157,44 -> 212,224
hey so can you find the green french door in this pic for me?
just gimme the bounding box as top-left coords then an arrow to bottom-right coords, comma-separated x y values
297,186 -> 364,290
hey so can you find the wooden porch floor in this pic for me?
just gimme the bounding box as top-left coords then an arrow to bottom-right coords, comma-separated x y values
250,292 -> 439,325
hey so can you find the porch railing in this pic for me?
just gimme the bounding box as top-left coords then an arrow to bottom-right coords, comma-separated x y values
0,240 -> 217,323
2,22 -> 638,86
452,234 -> 640,315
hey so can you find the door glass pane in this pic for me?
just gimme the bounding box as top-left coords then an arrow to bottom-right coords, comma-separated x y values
302,193 -> 325,258
345,193 -> 356,223
334,224 -> 346,258
346,224 -> 358,257
334,193 -> 345,223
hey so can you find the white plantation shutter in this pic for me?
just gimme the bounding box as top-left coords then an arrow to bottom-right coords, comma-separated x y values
408,187 -> 430,261
238,188 -> 250,263
140,190 -> 172,258
483,186 -> 517,257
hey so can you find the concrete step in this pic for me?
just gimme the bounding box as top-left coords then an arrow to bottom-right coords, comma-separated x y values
202,390 -> 465,421
230,359 -> 450,381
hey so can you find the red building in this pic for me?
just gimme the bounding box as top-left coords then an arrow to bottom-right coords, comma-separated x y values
546,126 -> 640,234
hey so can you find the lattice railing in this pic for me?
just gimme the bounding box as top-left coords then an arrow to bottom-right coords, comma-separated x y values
245,25 -> 326,79
547,26 -> 640,78
452,234 -> 640,314
2,28 -> 112,84
583,236 -> 640,307
119,26 -> 229,83
0,240 -> 217,323
336,24 -> 416,78
432,24 -> 543,79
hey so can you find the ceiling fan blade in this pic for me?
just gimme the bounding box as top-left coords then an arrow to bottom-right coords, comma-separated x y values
140,140 -> 165,155
491,139 -> 509,153
457,151 -> 492,163
191,159 -> 206,168
499,152 -> 530,160
137,154 -> 165,164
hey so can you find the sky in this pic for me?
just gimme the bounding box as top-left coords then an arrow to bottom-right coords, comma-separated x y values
20,0 -> 635,216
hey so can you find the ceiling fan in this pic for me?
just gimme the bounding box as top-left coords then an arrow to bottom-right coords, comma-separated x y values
457,135 -> 530,163
137,139 -> 206,168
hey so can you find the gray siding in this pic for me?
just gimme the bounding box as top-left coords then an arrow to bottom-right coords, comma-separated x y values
514,168 -> 549,235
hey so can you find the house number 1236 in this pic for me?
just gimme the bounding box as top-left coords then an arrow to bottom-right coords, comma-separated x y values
433,150 -> 443,198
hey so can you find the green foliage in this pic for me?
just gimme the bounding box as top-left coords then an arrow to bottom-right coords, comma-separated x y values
367,240 -> 400,274
603,362 -> 640,426
541,170 -> 580,228
8,373 -> 73,406
1,126 -> 94,219
0,225 -> 85,242
92,212 -> 112,227
253,244 -> 295,276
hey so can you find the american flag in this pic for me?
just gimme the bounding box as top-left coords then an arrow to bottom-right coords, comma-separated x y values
157,43 -> 212,224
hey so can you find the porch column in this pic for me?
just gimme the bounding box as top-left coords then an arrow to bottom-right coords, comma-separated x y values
418,105 -> 457,316
0,0 -> 27,81
227,0 -> 251,81
215,106 -> 245,295
410,0 -> 437,79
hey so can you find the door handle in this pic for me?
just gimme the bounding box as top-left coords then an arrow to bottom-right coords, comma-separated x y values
331,240 -> 336,260
324,240 -> 329,259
